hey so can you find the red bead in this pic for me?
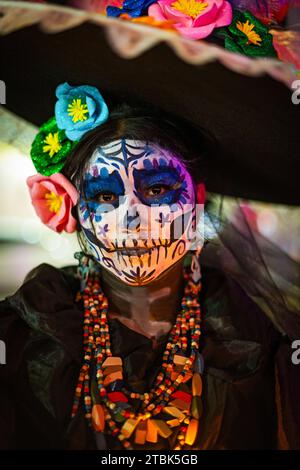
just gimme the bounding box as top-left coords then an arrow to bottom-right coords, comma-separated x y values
171,390 -> 192,403
108,392 -> 128,403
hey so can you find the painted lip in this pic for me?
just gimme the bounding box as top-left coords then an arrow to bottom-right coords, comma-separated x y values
115,246 -> 159,256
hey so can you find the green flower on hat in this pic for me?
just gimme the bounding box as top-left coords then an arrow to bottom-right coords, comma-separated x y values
216,10 -> 277,58
30,116 -> 78,176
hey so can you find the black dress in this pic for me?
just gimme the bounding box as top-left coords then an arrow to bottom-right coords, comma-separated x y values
0,262 -> 299,450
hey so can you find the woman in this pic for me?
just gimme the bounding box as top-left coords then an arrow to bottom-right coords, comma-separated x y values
0,84 -> 299,450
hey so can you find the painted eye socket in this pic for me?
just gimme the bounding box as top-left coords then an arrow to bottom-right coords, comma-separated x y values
144,184 -> 171,197
95,192 -> 118,203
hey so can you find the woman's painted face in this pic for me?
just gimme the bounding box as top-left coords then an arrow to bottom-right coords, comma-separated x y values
78,139 -> 199,285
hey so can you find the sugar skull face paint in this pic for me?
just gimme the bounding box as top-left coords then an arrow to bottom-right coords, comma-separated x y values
78,139 -> 199,285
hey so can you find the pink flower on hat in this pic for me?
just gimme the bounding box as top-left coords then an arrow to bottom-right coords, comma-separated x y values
148,0 -> 232,40
27,173 -> 79,233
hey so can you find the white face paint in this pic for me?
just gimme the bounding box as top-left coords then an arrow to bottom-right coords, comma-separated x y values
78,139 -> 198,286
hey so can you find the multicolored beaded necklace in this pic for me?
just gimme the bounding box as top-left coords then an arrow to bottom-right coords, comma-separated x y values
71,252 -> 204,450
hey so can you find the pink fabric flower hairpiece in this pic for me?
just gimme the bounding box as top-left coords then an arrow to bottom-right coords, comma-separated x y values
27,173 -> 79,233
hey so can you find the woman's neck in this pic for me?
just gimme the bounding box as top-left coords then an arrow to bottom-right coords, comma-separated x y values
100,256 -> 186,344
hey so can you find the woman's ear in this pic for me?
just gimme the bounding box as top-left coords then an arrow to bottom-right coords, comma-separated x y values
196,183 -> 206,204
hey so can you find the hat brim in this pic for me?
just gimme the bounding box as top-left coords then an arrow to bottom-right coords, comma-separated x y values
1,2 -> 299,204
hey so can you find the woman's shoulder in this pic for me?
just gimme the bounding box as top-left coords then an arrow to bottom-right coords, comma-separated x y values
4,262 -> 79,303
0,263 -> 85,449
200,264 -> 281,372
23,262 -> 79,291
201,265 -> 280,335
0,263 -> 81,342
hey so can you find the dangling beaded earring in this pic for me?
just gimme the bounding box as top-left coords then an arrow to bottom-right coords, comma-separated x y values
74,251 -> 96,292
190,246 -> 202,285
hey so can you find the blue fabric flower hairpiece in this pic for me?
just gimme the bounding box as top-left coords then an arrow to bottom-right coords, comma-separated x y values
30,82 -> 109,176
55,82 -> 109,141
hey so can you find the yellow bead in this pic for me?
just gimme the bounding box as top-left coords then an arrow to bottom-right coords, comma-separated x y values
192,373 -> 202,396
146,419 -> 158,443
134,421 -> 147,445
102,356 -> 122,368
191,396 -> 203,420
163,406 -> 185,421
121,419 -> 138,438
166,418 -> 180,428
92,404 -> 105,432
103,365 -> 122,376
185,418 -> 199,446
153,420 -> 172,439
174,354 -> 188,366
103,371 -> 123,386
169,398 -> 190,411
181,371 -> 193,383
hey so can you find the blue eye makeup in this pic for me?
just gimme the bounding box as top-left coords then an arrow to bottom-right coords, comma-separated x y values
83,169 -> 125,211
86,180 -> 123,198
133,167 -> 184,206
141,172 -> 179,187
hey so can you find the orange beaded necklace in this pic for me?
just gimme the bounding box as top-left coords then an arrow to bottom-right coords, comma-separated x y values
71,253 -> 204,450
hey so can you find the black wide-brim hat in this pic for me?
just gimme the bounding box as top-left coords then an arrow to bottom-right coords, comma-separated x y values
1,1 -> 299,204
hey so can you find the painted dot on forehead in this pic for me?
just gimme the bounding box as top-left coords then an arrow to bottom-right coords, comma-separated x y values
158,158 -> 168,167
91,165 -> 98,177
100,167 -> 110,178
143,159 -> 153,170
